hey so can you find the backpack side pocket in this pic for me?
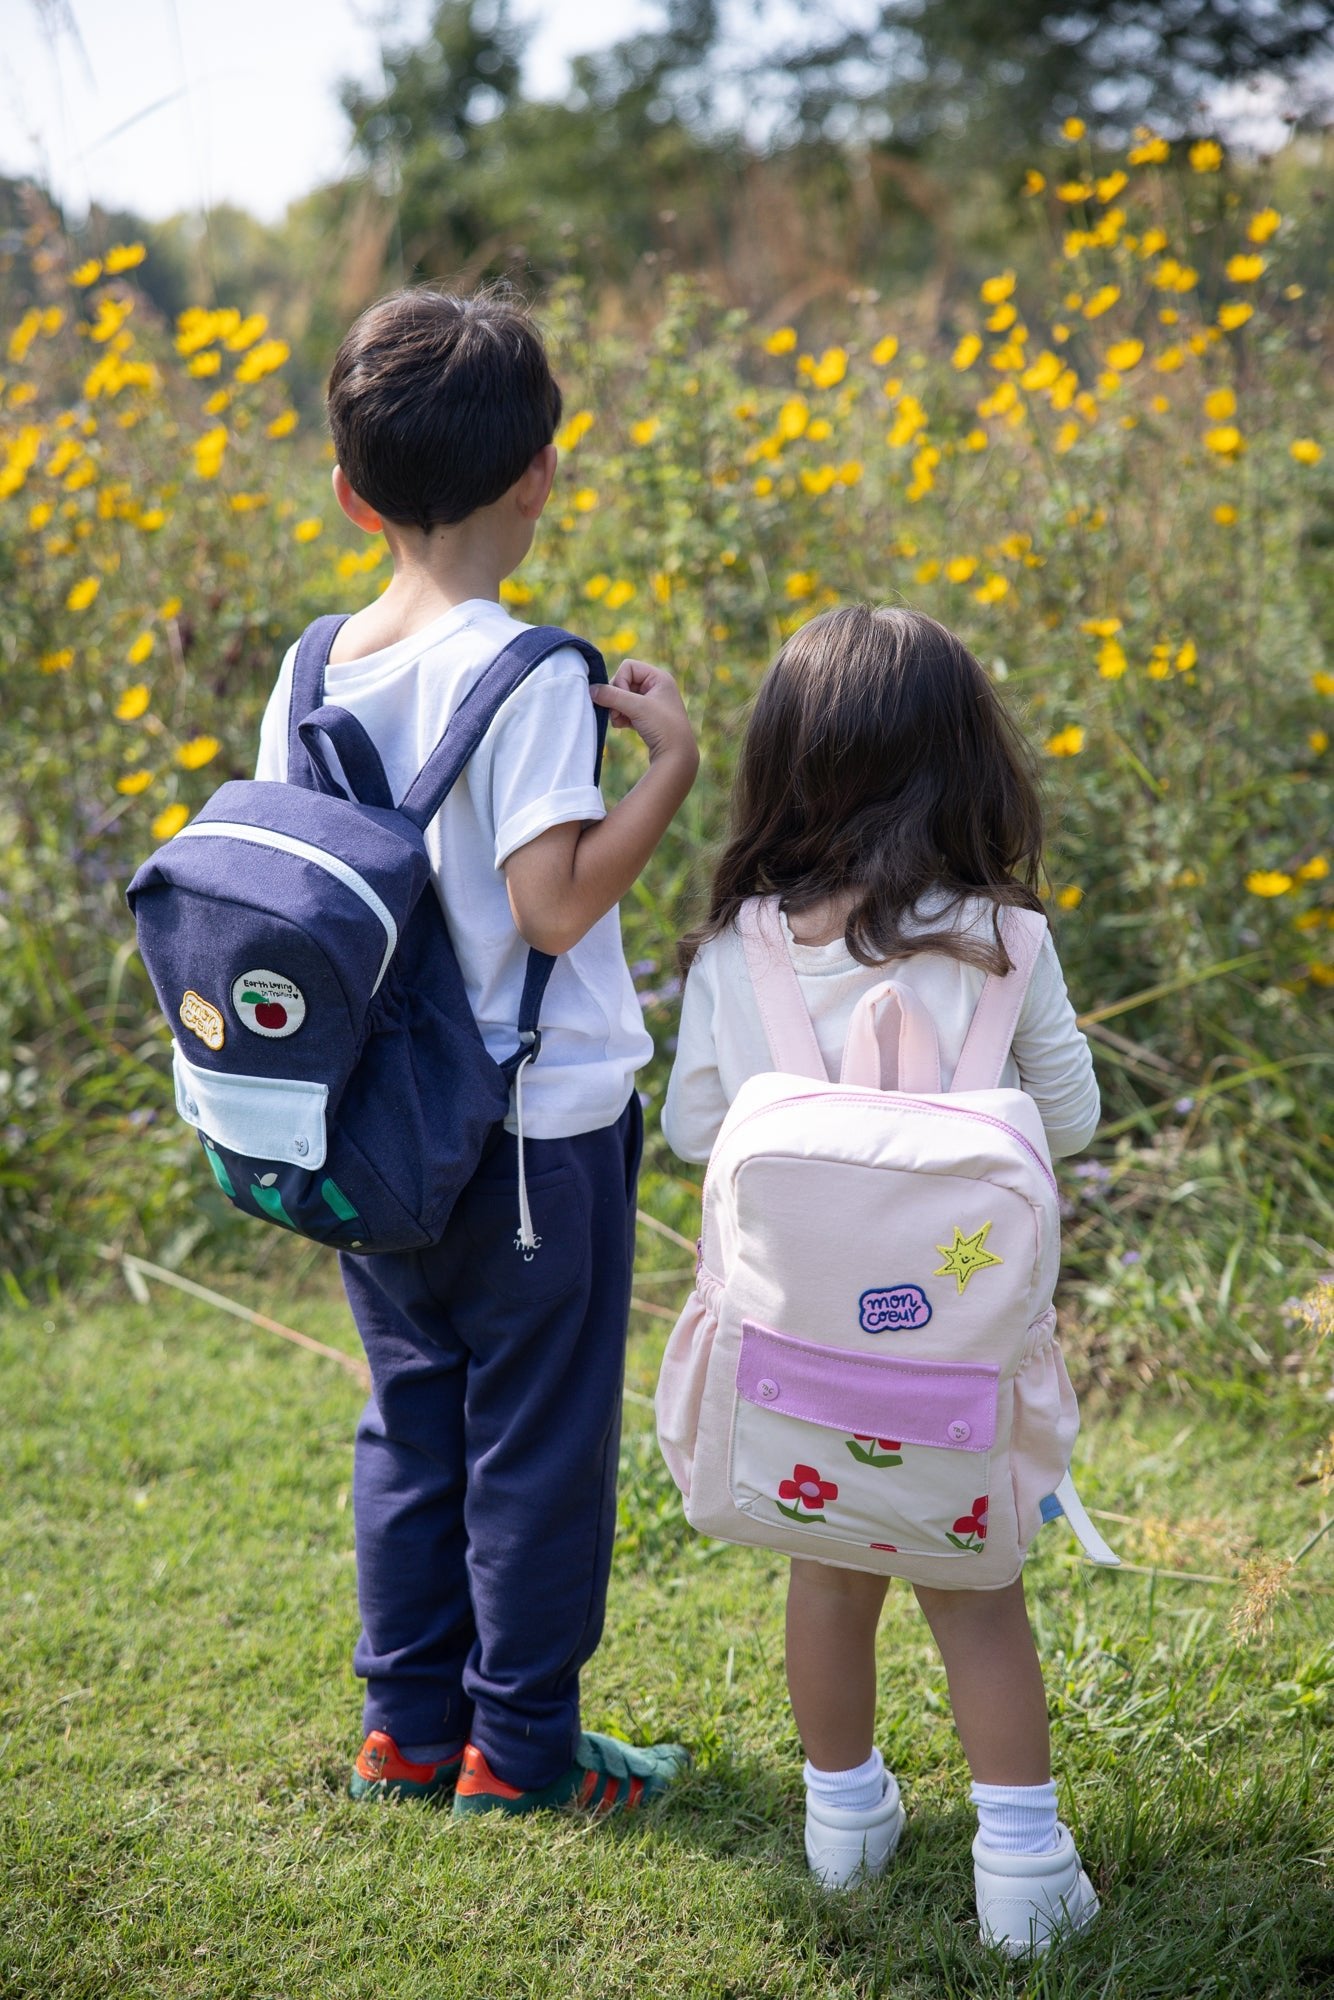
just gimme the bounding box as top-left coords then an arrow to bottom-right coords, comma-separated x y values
1009,1309 -> 1080,1548
655,1273 -> 723,1502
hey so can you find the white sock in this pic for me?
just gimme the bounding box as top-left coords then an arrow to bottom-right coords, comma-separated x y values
970,1778 -> 1060,1855
804,1747 -> 887,1815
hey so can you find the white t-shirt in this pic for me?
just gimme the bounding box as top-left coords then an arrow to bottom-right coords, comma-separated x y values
662,897 -> 1100,1163
255,597 -> 652,1139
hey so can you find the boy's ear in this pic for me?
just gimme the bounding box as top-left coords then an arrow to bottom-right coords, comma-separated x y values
332,464 -> 383,533
514,442 -> 558,521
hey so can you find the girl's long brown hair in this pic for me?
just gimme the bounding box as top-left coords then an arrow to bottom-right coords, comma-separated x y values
682,605 -> 1046,976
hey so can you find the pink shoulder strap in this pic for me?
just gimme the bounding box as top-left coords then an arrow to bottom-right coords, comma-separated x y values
736,897 -> 827,1080
949,906 -> 1047,1093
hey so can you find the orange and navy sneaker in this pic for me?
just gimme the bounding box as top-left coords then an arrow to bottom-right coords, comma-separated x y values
348,1730 -> 464,1803
452,1732 -> 689,1817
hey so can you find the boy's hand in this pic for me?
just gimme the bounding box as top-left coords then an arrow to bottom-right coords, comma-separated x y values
591,660 -> 698,772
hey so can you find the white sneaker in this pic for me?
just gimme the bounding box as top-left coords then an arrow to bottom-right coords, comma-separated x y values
805,1771 -> 905,1888
973,1821 -> 1099,1956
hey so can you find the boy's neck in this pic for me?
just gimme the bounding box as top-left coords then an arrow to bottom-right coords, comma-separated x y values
330,515 -> 526,664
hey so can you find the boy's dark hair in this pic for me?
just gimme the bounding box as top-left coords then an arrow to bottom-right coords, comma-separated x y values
682,605 -> 1046,976
327,285 -> 563,532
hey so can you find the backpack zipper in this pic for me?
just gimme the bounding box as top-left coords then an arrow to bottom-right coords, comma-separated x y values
709,1089 -> 1060,1202
174,822 -> 398,991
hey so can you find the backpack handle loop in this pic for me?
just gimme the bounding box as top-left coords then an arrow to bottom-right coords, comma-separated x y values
840,980 -> 943,1094
296,705 -> 395,810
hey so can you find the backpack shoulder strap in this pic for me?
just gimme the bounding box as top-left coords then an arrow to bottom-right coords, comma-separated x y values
286,614 -> 350,786
948,905 -> 1048,1093
398,625 -> 609,832
737,897 -> 828,1080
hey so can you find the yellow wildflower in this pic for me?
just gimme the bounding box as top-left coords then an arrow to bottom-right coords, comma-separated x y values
1189,140 -> 1223,173
753,475 -> 774,497
838,460 -> 863,486
1153,258 -> 1198,292
70,258 -> 102,287
809,347 -> 847,389
1045,725 -> 1086,757
66,574 -> 100,611
160,596 -> 182,620
292,517 -> 323,545
952,334 -> 983,371
224,313 -> 268,351
1153,346 -> 1184,374
1128,133 -> 1169,166
1309,730 -> 1329,754
27,500 -> 53,530
116,770 -> 153,795
1055,885 -> 1084,909
764,327 -> 798,355
1082,285 -> 1119,319
555,410 -> 594,451
979,271 -> 1015,305
498,578 -> 533,606
1204,386 -> 1236,421
137,507 -> 165,532
604,579 -> 635,611
583,574 -> 611,600
1245,870 -> 1292,897
963,428 -> 989,451
945,556 -> 977,583
1314,672 -> 1334,696
234,337 -> 289,383
871,335 -> 899,365
1290,439 -> 1323,466
608,627 -> 637,653
1062,117 -> 1086,141
629,417 -> 660,446
1054,420 -> 1081,453
973,574 -> 1009,604
1139,229 -> 1168,259
267,409 -> 298,439
987,302 -> 1017,332
778,396 -> 810,440
115,684 -> 151,721
128,631 -> 154,666
1298,855 -> 1329,881
1225,253 -> 1265,284
1105,338 -> 1143,372
104,242 -> 146,274
1097,639 -> 1127,679
1096,170 -> 1127,203
1175,639 -> 1198,672
177,736 -> 220,771
152,804 -> 190,841
40,648 -> 74,673
572,488 -> 598,513
1057,182 -> 1091,203
1247,208 -> 1281,244
915,559 -> 941,583
1214,503 -> 1238,525
1204,425 -> 1244,457
1218,301 -> 1253,331
807,417 -> 833,442
785,572 -> 818,600
1023,169 -> 1046,196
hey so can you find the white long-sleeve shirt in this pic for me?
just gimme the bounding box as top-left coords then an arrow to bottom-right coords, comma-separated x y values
662,896 -> 1100,1164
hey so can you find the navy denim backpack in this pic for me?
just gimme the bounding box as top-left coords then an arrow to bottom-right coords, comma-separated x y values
127,615 -> 608,1255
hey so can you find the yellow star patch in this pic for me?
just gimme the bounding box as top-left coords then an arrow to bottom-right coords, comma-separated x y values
933,1222 -> 1004,1293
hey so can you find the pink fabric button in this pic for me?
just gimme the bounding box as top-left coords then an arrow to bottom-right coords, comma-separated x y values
948,1419 -> 971,1442
757,1377 -> 779,1400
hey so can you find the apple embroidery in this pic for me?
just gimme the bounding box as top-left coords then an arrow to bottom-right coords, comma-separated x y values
231,969 -> 306,1038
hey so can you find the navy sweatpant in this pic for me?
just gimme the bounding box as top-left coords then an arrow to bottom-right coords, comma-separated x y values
339,1094 -> 642,1790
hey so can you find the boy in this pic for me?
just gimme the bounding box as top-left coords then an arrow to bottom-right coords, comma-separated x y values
254,286 -> 698,1814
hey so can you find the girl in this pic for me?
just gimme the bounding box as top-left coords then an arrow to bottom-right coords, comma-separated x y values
662,605 -> 1102,1955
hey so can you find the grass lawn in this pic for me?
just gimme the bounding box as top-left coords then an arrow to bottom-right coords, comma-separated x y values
2,1250 -> 1331,1999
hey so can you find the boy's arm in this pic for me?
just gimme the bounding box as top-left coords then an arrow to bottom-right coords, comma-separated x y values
504,660 -> 698,956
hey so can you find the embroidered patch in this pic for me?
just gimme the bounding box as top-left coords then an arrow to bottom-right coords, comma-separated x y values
933,1222 -> 1004,1293
859,1284 -> 932,1334
180,989 -> 224,1050
232,969 -> 306,1038
946,1494 -> 989,1553
775,1462 -> 837,1522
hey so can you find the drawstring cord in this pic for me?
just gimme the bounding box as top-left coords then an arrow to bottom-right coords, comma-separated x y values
512,1034 -> 540,1258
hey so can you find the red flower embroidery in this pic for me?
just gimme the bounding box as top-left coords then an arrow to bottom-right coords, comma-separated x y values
777,1463 -> 839,1511
952,1495 -> 989,1540
854,1435 -> 902,1451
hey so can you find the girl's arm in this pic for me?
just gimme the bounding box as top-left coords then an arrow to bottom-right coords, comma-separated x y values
1011,933 -> 1101,1157
662,949 -> 730,1163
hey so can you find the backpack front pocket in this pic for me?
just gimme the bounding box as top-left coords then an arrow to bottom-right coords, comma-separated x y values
729,1320 -> 1000,1560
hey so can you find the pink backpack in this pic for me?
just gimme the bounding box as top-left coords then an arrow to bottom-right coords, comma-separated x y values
656,897 -> 1118,1587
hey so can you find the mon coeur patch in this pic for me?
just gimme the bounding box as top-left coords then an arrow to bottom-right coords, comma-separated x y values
232,969 -> 306,1038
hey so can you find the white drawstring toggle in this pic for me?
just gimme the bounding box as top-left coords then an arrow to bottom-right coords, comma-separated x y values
512,1039 -> 541,1260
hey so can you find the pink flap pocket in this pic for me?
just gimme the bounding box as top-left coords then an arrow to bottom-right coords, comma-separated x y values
736,1320 -> 998,1452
